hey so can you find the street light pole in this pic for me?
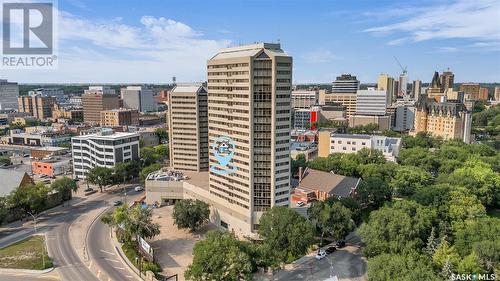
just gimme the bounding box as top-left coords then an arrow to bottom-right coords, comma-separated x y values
27,211 -> 45,269
27,211 -> 37,233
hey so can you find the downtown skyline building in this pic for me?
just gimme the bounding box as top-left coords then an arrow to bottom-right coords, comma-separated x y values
0,79 -> 19,110
167,83 -> 209,172
147,43 -> 292,237
207,43 -> 292,234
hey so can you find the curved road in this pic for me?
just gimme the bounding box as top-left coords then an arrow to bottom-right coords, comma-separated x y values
0,186 -> 142,281
87,215 -> 137,281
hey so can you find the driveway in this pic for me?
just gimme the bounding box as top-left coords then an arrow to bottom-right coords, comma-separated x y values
255,231 -> 367,281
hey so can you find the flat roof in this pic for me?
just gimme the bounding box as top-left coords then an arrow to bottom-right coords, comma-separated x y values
73,131 -> 139,140
146,169 -> 209,191
31,147 -> 68,152
331,133 -> 371,139
184,171 -> 209,191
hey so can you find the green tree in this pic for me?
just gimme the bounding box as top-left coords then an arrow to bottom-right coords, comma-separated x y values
7,182 -> 50,215
154,144 -> 169,161
139,163 -> 162,184
258,206 -> 315,266
412,184 -> 452,221
173,199 -> 210,232
444,158 -> 500,208
291,154 -> 307,176
113,162 -> 128,184
367,252 -> 440,281
357,177 -> 392,208
402,132 -> 443,149
0,197 -> 8,224
432,238 -> 460,269
398,147 -> 439,173
140,147 -> 160,166
308,201 -> 354,244
356,148 -> 386,165
87,166 -> 114,192
358,200 -> 436,257
185,230 -> 253,281
128,205 -> 161,239
51,176 -> 78,202
447,187 -> 486,230
454,217 -> 500,272
155,128 -> 168,143
0,156 -> 12,166
101,204 -> 160,242
390,166 -> 433,197
358,162 -> 398,183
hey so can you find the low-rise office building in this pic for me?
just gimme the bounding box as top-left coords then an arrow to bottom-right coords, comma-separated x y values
318,133 -> 401,161
290,141 -> 317,161
100,108 -> 140,127
348,115 -> 391,130
18,95 -> 57,120
71,129 -> 140,179
7,129 -> 72,147
32,158 -> 72,177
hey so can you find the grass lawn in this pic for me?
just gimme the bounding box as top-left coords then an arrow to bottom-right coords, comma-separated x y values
0,235 -> 53,270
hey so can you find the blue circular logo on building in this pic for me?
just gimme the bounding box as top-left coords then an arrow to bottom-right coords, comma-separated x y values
210,136 -> 237,175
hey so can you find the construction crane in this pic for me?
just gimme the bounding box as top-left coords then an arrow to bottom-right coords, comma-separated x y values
393,56 -> 407,75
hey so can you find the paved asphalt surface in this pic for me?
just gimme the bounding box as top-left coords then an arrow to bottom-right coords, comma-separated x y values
0,186 -> 143,281
87,201 -> 139,281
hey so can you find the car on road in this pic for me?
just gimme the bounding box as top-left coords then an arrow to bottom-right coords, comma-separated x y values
134,186 -> 144,192
336,240 -> 346,248
113,200 -> 123,206
297,201 -> 305,207
325,246 -> 336,254
84,187 -> 94,192
315,250 -> 327,260
23,154 -> 29,157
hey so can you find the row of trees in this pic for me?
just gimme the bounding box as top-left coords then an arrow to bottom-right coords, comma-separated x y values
182,205 -> 316,281
0,177 -> 78,224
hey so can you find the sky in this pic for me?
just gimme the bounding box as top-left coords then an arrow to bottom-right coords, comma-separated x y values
1,0 -> 499,84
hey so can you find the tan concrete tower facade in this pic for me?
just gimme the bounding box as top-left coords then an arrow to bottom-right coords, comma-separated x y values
168,84 -> 209,172
207,43 -> 292,234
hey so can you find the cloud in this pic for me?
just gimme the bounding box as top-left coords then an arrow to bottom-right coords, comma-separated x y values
1,9 -> 231,83
436,46 -> 459,53
301,49 -> 336,63
364,0 -> 500,46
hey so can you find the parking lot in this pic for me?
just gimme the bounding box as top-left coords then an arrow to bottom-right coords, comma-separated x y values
255,232 -> 367,281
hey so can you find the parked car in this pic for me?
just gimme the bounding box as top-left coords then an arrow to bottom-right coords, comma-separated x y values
84,187 -> 97,196
315,250 -> 327,260
113,200 -> 123,206
336,240 -> 346,248
297,201 -> 305,207
134,186 -> 144,192
325,246 -> 336,254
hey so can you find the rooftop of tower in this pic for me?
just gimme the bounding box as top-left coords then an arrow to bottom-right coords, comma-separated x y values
210,42 -> 289,60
